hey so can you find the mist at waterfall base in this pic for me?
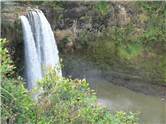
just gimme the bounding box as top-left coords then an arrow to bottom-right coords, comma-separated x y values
20,9 -> 62,93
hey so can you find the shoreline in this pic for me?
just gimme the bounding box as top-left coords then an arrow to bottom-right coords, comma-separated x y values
62,53 -> 166,98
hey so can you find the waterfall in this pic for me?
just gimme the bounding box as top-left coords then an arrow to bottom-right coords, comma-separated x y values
20,9 -> 62,91
20,16 -> 42,90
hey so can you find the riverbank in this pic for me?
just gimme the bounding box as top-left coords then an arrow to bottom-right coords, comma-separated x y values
62,53 -> 166,98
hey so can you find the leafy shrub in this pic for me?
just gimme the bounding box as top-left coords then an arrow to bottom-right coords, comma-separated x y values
37,69 -> 138,124
1,78 -> 36,124
0,39 -> 15,78
95,1 -> 110,16
118,43 -> 143,60
1,38 -> 138,123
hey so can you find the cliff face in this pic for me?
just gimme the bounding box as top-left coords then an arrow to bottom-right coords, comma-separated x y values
1,1 -> 135,42
1,1 -> 166,85
1,1 -> 134,60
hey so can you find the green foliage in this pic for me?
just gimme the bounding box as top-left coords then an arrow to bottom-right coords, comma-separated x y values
0,39 -> 15,79
38,70 -> 96,123
118,43 -> 143,60
95,1 -> 110,16
1,78 -> 36,124
137,1 -> 166,15
113,112 -> 137,124
137,2 -> 166,48
37,69 -> 138,124
1,39 -> 138,124
87,25 -> 143,63
140,27 -> 166,51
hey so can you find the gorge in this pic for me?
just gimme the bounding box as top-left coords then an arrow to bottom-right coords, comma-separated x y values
1,1 -> 166,124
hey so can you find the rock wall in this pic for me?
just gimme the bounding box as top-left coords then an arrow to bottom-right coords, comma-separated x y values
1,1 -> 135,43
1,1 -> 136,61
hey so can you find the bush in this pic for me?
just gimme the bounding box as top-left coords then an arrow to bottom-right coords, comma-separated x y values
1,78 -> 36,124
37,69 -> 138,124
0,39 -> 15,79
1,38 -> 138,123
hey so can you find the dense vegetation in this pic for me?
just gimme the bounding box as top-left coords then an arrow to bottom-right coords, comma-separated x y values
1,38 -> 138,124
75,2 -> 166,84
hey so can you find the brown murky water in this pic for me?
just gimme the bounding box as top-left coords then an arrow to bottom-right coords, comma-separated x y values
63,55 -> 166,124
89,78 -> 166,124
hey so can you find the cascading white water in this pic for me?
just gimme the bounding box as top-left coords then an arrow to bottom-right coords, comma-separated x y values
20,16 -> 42,90
20,9 -> 62,91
